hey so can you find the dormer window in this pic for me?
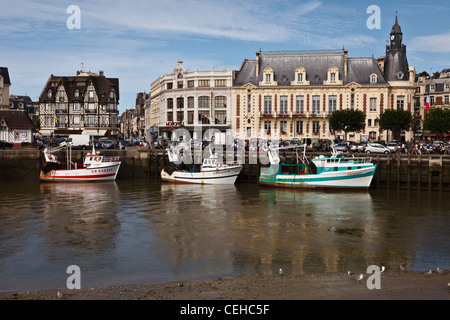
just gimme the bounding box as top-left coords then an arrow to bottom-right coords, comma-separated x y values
324,66 -> 342,85
291,67 -> 310,85
260,67 -> 277,86
445,83 -> 450,91
370,73 -> 378,84
430,84 -> 435,92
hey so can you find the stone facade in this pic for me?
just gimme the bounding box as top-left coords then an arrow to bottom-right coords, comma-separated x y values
0,67 -> 11,110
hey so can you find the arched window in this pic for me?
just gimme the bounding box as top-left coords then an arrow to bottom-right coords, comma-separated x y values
370,73 -> 378,84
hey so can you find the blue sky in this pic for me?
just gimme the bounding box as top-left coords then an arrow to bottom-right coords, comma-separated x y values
1,0 -> 449,114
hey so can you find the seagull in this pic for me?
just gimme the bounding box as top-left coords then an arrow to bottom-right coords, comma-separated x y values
347,271 -> 355,276
437,267 -> 444,275
356,274 -> 364,282
279,268 -> 284,276
380,266 -> 385,273
400,265 -> 406,271
425,269 -> 432,275
57,291 -> 63,299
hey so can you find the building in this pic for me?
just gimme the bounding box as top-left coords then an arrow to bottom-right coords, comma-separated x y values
151,61 -> 234,141
135,92 -> 149,139
38,70 -> 120,138
232,17 -> 416,142
9,95 -> 39,125
0,109 -> 35,146
0,67 -> 11,110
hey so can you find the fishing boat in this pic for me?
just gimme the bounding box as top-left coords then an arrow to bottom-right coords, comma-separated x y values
161,142 -> 242,184
259,144 -> 376,190
40,140 -> 121,182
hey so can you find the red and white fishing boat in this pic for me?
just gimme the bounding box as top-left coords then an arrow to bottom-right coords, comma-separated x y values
40,143 -> 121,182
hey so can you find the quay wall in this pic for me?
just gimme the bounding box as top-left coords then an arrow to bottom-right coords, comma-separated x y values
0,148 -> 449,192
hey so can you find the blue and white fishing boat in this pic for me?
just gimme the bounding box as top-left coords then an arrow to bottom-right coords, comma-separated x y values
259,144 -> 377,190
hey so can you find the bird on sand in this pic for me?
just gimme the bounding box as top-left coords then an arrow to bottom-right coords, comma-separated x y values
356,274 -> 364,282
437,267 -> 444,275
347,271 -> 355,276
57,291 -> 63,299
425,270 -> 432,275
380,266 -> 385,273
279,268 -> 283,276
400,265 -> 406,271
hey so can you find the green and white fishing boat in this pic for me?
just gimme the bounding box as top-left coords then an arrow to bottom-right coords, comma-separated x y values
259,144 -> 377,190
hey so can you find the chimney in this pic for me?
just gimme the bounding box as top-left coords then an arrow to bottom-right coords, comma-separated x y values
255,51 -> 261,79
377,57 -> 385,73
344,49 -> 348,77
99,70 -> 104,76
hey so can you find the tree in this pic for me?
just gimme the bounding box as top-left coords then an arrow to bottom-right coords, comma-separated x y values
418,71 -> 429,78
423,108 -> 450,138
329,109 -> 366,141
378,109 -> 413,141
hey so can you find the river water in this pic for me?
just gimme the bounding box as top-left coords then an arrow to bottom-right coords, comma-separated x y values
0,179 -> 449,292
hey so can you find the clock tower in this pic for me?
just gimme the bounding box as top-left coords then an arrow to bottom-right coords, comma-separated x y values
384,15 -> 410,82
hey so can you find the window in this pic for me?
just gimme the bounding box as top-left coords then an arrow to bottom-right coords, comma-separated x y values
324,66 -> 342,85
430,96 -> 435,106
328,95 -> 337,114
445,95 -> 449,105
296,96 -> 304,114
370,74 -> 377,84
368,119 -> 372,127
296,121 -> 303,134
265,74 -> 271,82
264,121 -> 271,133
292,67 -> 309,85
167,98 -> 173,109
280,120 -> 287,133
215,79 -> 227,87
167,82 -> 173,90
214,96 -> 227,108
312,95 -> 320,115
330,73 -> 336,82
370,98 -> 377,112
88,91 -> 94,102
312,121 -> 320,133
87,115 -> 95,126
187,80 -> 194,88
73,115 -> 80,125
396,95 -> 404,110
264,96 -> 272,114
247,95 -> 251,113
167,112 -> 173,122
280,96 -> 288,114
109,89 -> 115,101
176,111 -> 184,122
187,111 -> 194,124
198,80 -> 210,87
215,110 -> 227,124
369,131 -> 377,140
350,94 -> 355,109
188,97 -> 194,108
198,96 -> 210,108
298,73 -> 303,82
198,110 -> 210,124
445,83 -> 450,91
261,67 -> 276,86
74,90 -> 79,98
176,97 -> 184,109
430,84 -> 435,92
47,90 -> 52,98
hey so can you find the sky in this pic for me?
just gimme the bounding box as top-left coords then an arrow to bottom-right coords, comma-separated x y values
1,0 -> 449,114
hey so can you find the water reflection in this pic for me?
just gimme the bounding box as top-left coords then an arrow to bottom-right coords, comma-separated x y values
0,180 -> 448,292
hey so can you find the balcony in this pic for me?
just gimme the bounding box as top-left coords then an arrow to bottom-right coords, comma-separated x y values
55,108 -> 67,114
260,112 -> 274,117
85,109 -> 97,114
277,113 -> 290,118
292,113 -> 306,118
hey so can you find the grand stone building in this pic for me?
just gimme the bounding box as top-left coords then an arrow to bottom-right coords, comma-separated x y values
39,70 -> 120,137
232,17 -> 416,142
151,61 -> 234,141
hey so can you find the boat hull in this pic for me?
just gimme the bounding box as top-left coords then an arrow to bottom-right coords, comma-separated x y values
40,162 -> 121,182
259,165 -> 376,190
161,166 -> 242,184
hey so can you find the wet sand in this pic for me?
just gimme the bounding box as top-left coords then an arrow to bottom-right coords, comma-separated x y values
1,271 -> 449,300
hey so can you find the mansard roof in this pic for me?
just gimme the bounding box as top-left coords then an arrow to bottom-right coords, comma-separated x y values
234,50 -> 388,87
0,67 -> 11,85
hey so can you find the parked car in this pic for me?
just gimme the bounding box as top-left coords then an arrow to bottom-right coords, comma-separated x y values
334,142 -> 348,152
350,142 -> 365,153
0,140 -> 13,149
290,138 -> 301,146
90,140 -> 102,149
387,142 -> 400,152
365,143 -> 390,154
101,139 -> 115,149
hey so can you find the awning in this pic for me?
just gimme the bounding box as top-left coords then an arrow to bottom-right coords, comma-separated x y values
82,129 -> 107,136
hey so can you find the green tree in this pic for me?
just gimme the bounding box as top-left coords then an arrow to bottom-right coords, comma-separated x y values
423,108 -> 450,137
329,109 -> 366,141
378,108 -> 413,141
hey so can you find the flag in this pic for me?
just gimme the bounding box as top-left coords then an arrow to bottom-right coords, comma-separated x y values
54,112 -> 60,126
424,93 -> 430,110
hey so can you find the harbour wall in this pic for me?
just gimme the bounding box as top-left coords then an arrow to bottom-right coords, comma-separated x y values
0,148 -> 449,192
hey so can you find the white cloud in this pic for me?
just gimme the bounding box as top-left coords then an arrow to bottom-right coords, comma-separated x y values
409,33 -> 450,53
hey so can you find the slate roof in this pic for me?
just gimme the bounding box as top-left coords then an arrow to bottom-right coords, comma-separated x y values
39,73 -> 119,104
0,67 -> 11,85
0,110 -> 35,129
234,50 -> 388,87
